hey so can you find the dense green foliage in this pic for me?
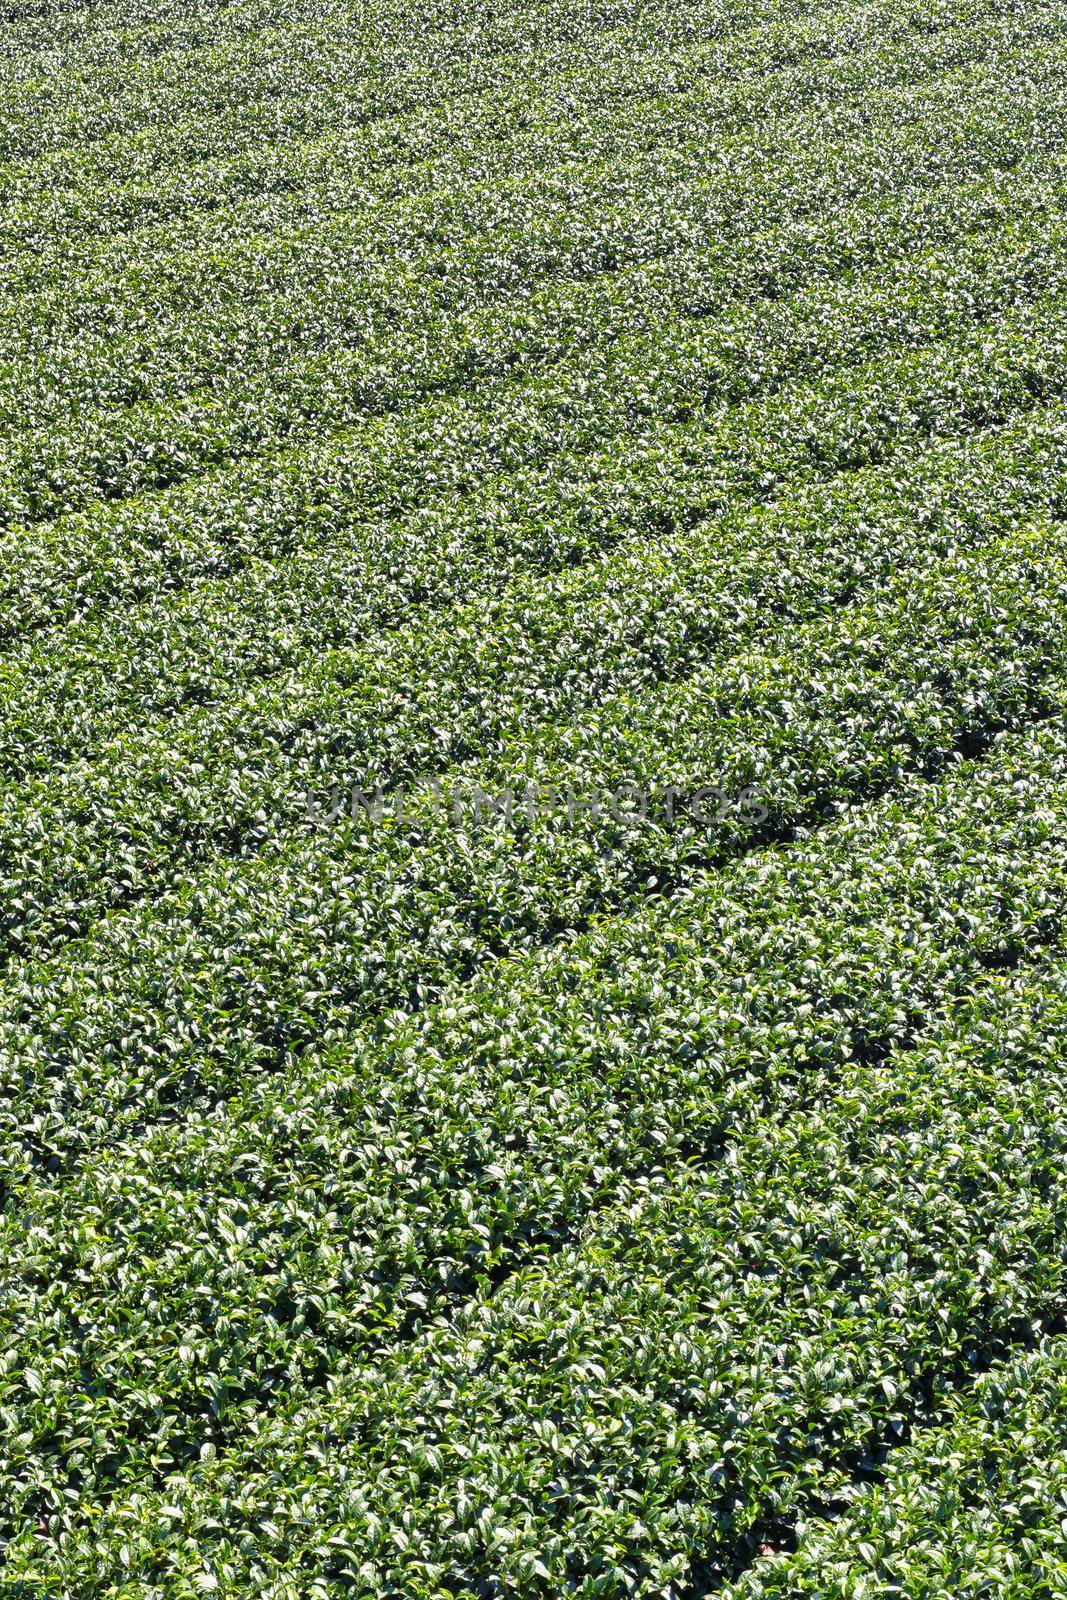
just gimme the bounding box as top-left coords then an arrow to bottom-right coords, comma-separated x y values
4,0 -> 1067,1594
730,1336 -> 1067,1598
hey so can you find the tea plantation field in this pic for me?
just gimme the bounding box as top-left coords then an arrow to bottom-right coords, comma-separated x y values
6,0 -> 1067,1594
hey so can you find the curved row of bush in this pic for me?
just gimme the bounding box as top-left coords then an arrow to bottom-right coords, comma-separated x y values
3,139 -> 1057,643
1,0 -> 961,285
6,0 -> 1067,1589
3,307 -> 1067,959
0,713 -> 1065,1529
3,0 -> 1035,357
0,0 -> 777,170
0,0 -> 946,287
0,352 -> 1049,985
730,1336 -> 1067,1598
0,0 -> 656,167
8,227 -> 1067,775
7,730 -> 1067,1590
5,24 -> 1061,528
2,511 -> 1066,1185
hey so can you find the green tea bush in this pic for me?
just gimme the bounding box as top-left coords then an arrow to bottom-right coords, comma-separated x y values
4,0 -> 1067,1593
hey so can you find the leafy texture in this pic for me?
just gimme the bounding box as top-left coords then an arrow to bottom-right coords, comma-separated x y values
4,0 -> 1067,1594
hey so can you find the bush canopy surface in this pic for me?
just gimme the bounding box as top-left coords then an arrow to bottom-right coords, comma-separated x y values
5,0 -> 1067,1594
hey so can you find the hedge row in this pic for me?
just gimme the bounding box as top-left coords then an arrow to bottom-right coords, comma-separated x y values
5,141 -> 1062,642
3,0 -> 1042,362
8,238 -> 1067,776
6,723 -> 1067,1591
730,1337 -> 1067,1598
2,304 -> 1067,972
0,0 -> 786,169
1,711 -> 1065,1519
5,0 -> 1067,1591
0,0 -> 969,293
5,16 -> 1062,526
2,514 -> 1066,1177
